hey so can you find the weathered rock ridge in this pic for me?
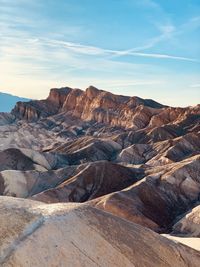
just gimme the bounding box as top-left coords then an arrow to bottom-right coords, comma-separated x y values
1,196 -> 200,267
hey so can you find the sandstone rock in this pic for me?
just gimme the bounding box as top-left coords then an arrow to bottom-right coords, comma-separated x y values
47,87 -> 72,106
91,155 -> 200,232
12,87 -> 72,121
0,163 -> 93,198
117,144 -> 154,164
1,196 -> 200,267
172,205 -> 200,237
31,161 -> 141,203
0,148 -> 68,171
52,136 -> 121,164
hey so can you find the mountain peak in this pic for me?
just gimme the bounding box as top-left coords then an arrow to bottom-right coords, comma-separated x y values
11,86 -> 166,125
85,85 -> 103,98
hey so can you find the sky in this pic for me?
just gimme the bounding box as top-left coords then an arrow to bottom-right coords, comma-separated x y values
0,0 -> 200,106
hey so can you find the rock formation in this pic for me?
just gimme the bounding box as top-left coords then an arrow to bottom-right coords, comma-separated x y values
0,85 -> 200,265
1,196 -> 200,267
31,161 -> 140,203
172,205 -> 200,237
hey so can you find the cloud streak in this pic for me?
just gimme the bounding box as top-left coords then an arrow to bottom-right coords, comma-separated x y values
41,38 -> 198,62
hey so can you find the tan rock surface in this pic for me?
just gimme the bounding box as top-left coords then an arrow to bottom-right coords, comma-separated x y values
1,196 -> 200,267
91,155 -> 200,232
163,234 -> 200,252
172,205 -> 200,237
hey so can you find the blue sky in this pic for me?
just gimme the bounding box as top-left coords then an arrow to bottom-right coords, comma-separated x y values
0,0 -> 199,106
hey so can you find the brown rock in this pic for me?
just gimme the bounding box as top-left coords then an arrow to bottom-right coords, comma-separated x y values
1,196 -> 200,267
31,161 -> 141,203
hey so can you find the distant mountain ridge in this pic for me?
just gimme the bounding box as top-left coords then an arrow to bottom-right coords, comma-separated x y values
0,92 -> 30,112
11,85 -> 166,126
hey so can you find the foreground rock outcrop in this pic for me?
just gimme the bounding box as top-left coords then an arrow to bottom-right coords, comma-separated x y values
1,196 -> 200,267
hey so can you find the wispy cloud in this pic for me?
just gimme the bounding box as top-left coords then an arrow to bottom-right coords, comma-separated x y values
109,24 -> 176,56
40,38 -> 198,62
0,0 -> 198,64
181,16 -> 200,32
122,52 -> 198,62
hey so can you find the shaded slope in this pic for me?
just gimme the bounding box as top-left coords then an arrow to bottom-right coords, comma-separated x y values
31,161 -> 142,203
91,155 -> 200,232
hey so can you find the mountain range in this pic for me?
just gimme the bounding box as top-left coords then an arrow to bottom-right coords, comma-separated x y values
0,85 -> 200,266
0,92 -> 30,112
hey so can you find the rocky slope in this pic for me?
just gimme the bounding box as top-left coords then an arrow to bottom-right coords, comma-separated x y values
90,155 -> 200,232
0,85 -> 200,264
31,161 -> 141,203
172,205 -> 200,237
1,196 -> 200,267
